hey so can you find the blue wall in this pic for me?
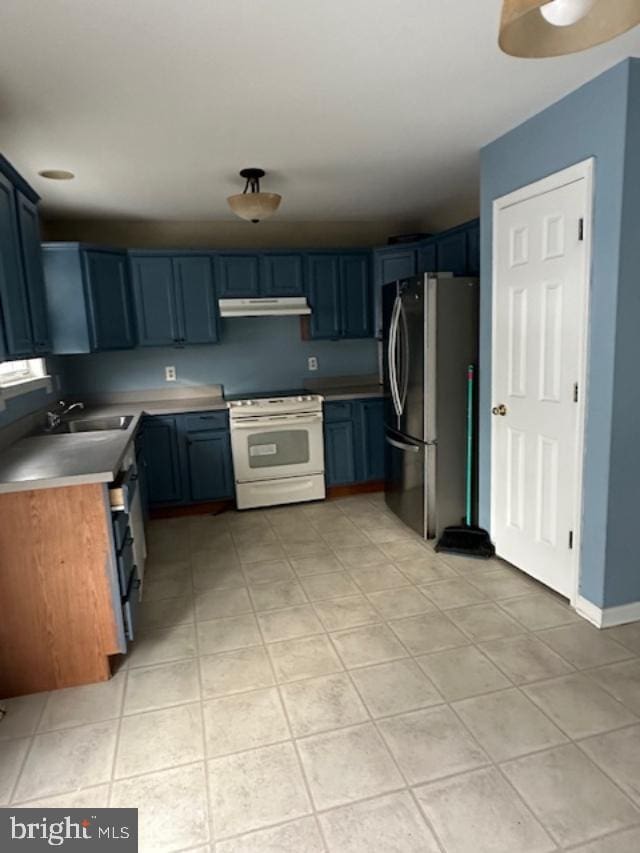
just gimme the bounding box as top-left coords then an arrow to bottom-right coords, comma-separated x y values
53,317 -> 378,396
0,385 -> 54,428
480,58 -> 639,608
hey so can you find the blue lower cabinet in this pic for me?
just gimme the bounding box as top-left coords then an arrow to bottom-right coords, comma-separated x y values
144,416 -> 184,504
360,399 -> 385,481
186,429 -> 234,501
324,419 -> 358,486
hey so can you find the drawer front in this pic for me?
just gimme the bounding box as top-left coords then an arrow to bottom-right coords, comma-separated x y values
112,510 -> 130,551
122,567 -> 141,642
184,411 -> 228,433
323,401 -> 354,422
109,463 -> 138,512
117,530 -> 135,592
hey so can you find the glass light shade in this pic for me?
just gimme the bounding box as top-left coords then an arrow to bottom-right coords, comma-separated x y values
227,192 -> 282,223
540,0 -> 596,26
499,0 -> 640,57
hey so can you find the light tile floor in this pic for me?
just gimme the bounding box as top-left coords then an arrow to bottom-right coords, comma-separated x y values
2,493 -> 640,852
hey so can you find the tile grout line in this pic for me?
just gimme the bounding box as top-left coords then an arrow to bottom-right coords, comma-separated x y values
7,685 -> 51,805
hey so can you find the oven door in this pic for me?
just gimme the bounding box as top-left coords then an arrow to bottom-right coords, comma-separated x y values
230,412 -> 325,483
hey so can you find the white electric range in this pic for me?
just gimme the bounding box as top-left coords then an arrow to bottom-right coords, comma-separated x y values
228,391 -> 325,510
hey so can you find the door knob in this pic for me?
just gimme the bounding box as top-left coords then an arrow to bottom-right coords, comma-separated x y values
492,404 -> 507,416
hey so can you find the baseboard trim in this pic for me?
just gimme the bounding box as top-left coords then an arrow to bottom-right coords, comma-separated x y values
149,500 -> 234,519
327,481 -> 384,499
575,595 -> 640,628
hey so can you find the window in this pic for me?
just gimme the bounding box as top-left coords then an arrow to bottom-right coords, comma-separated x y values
0,357 -> 46,387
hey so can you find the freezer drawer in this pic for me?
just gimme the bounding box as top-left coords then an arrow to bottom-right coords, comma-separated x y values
384,429 -> 433,539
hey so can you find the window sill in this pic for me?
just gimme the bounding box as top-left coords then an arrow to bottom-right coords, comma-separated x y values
0,376 -> 53,410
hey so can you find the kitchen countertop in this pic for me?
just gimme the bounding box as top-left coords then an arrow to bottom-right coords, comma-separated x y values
0,396 -> 227,495
0,384 -> 383,495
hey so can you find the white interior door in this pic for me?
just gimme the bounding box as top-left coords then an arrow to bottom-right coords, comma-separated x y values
491,164 -> 591,598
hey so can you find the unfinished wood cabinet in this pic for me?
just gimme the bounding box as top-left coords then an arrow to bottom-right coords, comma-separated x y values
0,483 -> 124,697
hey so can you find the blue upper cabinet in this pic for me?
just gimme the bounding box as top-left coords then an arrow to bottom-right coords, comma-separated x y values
341,253 -> 372,338
83,251 -> 135,350
42,244 -> 135,353
0,171 -> 34,357
131,256 -> 177,346
131,253 -> 218,347
307,254 -> 341,339
374,247 -> 417,287
467,221 -> 480,276
15,192 -> 50,354
436,229 -> 468,276
216,253 -> 260,297
260,253 -> 304,296
417,241 -> 437,275
307,252 -> 372,340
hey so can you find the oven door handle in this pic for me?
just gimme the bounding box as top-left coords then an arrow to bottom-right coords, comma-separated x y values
230,413 -> 324,429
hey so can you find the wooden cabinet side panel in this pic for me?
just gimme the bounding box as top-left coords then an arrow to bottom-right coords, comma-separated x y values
0,484 -> 117,696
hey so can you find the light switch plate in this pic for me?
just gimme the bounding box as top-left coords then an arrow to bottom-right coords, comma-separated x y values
165,365 -> 176,382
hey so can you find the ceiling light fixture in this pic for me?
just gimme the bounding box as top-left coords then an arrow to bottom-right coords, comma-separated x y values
38,169 -> 75,180
499,0 -> 640,57
227,168 -> 281,224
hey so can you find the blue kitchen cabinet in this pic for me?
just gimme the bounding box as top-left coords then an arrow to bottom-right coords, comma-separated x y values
42,244 -> 135,353
83,251 -> 136,350
324,419 -> 358,486
307,254 -> 341,339
307,252 -> 372,340
374,247 -> 417,287
0,171 -> 33,357
467,221 -> 480,276
15,191 -> 50,354
417,241 -> 437,274
360,399 -> 385,481
261,253 -> 304,296
341,254 -> 372,338
131,254 -> 218,347
436,229 -> 468,276
186,429 -> 234,501
143,416 -> 184,505
216,253 -> 260,298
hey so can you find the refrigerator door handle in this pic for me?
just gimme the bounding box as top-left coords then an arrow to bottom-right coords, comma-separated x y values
388,295 -> 402,416
398,299 -> 410,414
385,434 -> 420,454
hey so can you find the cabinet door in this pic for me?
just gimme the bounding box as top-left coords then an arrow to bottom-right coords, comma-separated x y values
174,256 -> 218,344
0,172 -> 33,356
186,430 -> 233,501
359,399 -> 385,481
144,417 -> 183,504
260,254 -> 304,296
131,256 -> 179,347
376,249 -> 416,285
84,251 -> 135,350
417,242 -> 437,274
307,254 -> 340,339
340,254 -> 372,338
16,192 -> 50,354
467,221 -> 480,276
324,420 -> 357,486
216,254 -> 260,297
436,230 -> 467,276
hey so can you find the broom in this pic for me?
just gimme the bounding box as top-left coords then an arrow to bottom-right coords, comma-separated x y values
435,364 -> 495,558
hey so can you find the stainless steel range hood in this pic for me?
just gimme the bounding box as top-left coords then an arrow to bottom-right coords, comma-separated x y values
218,297 -> 311,318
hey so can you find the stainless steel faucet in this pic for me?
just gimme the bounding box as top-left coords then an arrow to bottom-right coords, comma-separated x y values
45,400 -> 85,430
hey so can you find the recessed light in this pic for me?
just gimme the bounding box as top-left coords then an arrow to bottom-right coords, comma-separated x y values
38,169 -> 75,180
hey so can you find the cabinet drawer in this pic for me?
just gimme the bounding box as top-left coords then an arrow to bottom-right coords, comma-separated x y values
122,567 -> 141,642
323,401 -> 354,422
184,411 -> 228,432
112,510 -> 130,551
109,464 -> 138,512
117,530 -> 135,592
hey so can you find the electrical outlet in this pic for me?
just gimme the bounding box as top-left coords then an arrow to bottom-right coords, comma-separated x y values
308,356 -> 318,371
165,365 -> 176,382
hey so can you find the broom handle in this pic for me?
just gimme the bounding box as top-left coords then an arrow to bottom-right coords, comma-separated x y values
466,365 -> 474,527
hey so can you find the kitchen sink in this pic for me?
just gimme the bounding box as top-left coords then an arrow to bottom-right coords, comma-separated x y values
38,415 -> 134,435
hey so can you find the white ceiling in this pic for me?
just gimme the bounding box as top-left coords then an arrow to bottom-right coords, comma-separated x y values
1,0 -> 639,226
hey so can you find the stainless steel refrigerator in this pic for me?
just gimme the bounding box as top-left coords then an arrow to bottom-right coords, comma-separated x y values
383,273 -> 479,539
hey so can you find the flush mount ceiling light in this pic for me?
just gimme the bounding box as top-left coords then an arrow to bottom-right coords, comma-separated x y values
499,0 -> 640,57
38,169 -> 75,180
227,168 -> 282,223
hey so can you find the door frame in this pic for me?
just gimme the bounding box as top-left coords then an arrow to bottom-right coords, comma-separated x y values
490,158 -> 594,606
